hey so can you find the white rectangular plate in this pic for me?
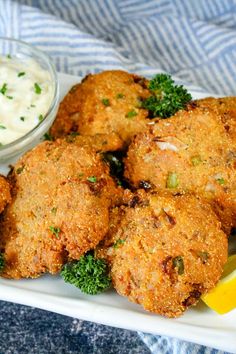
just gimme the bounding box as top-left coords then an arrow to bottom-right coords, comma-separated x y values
0,73 -> 235,353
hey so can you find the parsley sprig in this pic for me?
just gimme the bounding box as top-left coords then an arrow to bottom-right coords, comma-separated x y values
142,74 -> 192,118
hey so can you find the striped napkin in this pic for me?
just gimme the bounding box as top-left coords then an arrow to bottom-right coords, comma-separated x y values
1,1 -> 235,353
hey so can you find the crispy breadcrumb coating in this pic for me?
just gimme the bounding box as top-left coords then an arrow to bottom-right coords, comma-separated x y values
50,70 -> 152,148
0,137 -> 122,279
97,190 -> 228,318
125,102 -> 236,233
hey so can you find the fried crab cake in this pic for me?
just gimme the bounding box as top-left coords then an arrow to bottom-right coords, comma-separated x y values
0,137 -> 122,279
0,176 -> 11,214
50,70 -> 151,147
196,97 -> 236,140
124,104 -> 236,233
96,190 -> 228,318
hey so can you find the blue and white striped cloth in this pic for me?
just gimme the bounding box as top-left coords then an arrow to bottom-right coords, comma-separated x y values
0,1 -> 235,353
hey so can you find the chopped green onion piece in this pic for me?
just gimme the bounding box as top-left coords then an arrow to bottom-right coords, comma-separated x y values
113,239 -> 125,249
191,155 -> 202,166
51,207 -> 57,215
20,117 -> 25,121
6,54 -> 11,59
217,178 -> 225,185
49,226 -> 61,238
87,176 -> 97,183
166,172 -> 179,188
0,125 -> 6,129
38,114 -> 44,122
172,256 -> 184,275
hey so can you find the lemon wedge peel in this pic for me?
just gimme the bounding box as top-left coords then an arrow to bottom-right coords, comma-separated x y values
201,255 -> 236,315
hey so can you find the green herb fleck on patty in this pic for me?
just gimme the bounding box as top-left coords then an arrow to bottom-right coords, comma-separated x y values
0,252 -> 5,271
87,176 -> 97,183
172,256 -> 184,275
101,98 -> 110,106
113,239 -> 125,249
126,110 -> 137,119
116,93 -> 124,99
191,155 -> 202,166
16,166 -> 24,174
166,172 -> 179,189
217,178 -> 225,185
49,226 -> 61,238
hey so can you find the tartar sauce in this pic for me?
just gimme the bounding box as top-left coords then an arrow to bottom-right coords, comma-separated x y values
0,55 -> 54,146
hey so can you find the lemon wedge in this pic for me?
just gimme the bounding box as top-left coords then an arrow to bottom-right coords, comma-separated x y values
202,255 -> 236,314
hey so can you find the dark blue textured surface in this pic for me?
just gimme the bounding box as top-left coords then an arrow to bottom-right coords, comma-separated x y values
0,301 -> 150,354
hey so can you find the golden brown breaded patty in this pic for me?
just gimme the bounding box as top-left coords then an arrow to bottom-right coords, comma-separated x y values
124,104 -> 236,233
0,176 -> 11,214
96,190 -> 228,318
50,70 -> 151,147
0,137 -> 122,279
196,97 -> 236,139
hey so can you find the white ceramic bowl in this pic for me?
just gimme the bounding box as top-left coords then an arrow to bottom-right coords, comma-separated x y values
0,37 -> 59,162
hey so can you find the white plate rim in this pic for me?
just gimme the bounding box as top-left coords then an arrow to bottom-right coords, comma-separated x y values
0,72 -> 235,354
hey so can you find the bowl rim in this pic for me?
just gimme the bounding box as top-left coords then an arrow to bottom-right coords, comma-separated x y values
0,36 -> 59,152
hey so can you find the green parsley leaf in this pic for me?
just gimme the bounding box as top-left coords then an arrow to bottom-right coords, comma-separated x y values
116,93 -> 124,99
6,54 -> 11,59
18,72 -> 26,77
0,125 -> 6,130
16,166 -> 24,174
38,114 -> 44,122
0,253 -> 5,271
44,132 -> 54,141
0,83 -> 7,95
61,254 -> 111,295
142,73 -> 192,118
20,117 -> 25,122
126,110 -> 137,119
34,83 -> 42,94
113,239 -> 125,249
101,98 -> 110,106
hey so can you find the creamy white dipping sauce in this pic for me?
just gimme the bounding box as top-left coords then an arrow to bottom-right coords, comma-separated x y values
0,55 -> 54,145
